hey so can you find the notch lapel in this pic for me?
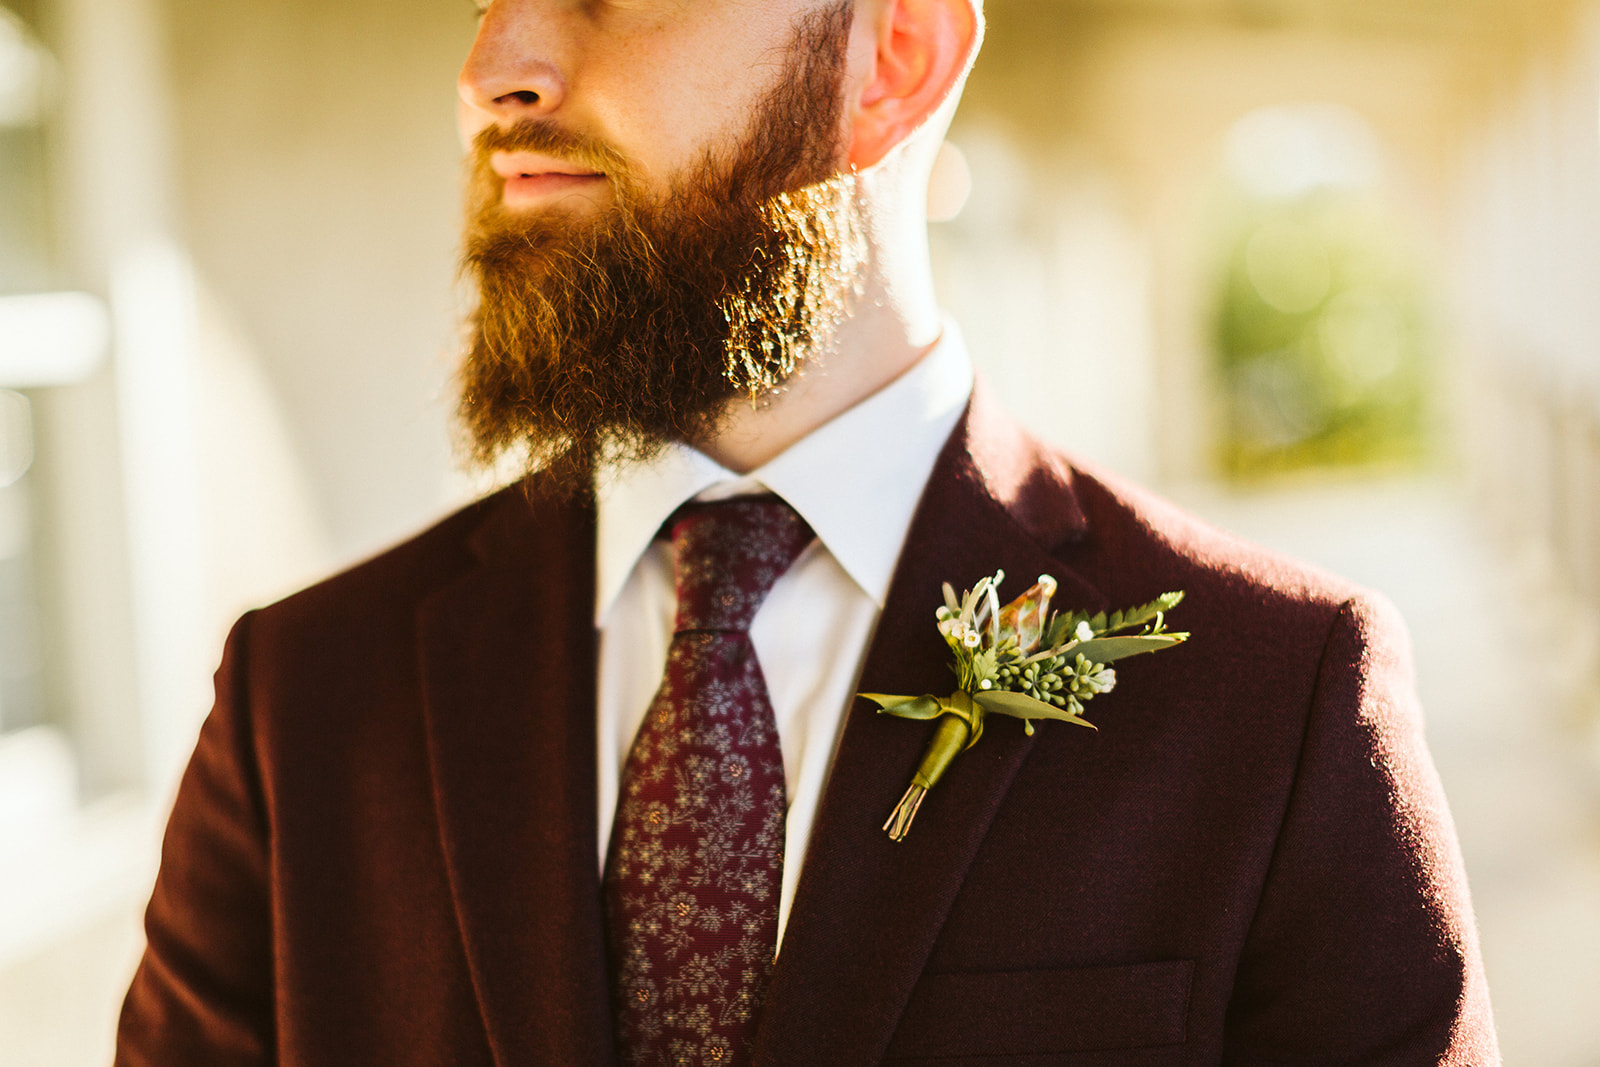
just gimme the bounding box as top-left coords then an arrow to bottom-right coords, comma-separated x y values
755,391 -> 1104,1065
418,486 -> 616,1067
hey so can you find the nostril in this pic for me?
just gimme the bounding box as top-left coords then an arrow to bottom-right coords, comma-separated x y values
498,90 -> 539,106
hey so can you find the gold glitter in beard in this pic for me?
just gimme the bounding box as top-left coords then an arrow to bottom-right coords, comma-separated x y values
455,0 -> 863,494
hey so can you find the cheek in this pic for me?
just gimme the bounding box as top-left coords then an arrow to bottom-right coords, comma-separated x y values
590,12 -> 800,169
581,78 -> 720,186
592,69 -> 765,183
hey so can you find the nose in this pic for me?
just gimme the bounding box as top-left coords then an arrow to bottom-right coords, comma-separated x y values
458,0 -> 568,123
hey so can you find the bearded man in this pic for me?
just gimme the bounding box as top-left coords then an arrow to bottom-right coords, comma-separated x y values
116,0 -> 1498,1063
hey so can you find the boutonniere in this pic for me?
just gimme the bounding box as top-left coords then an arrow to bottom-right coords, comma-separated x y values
861,571 -> 1188,841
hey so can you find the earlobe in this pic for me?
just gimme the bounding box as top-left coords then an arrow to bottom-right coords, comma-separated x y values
847,0 -> 979,169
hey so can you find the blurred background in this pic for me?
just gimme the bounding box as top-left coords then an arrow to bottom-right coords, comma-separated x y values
2,0 -> 1599,1060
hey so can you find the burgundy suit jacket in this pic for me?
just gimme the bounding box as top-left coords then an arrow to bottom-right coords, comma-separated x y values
117,393 -> 1497,1065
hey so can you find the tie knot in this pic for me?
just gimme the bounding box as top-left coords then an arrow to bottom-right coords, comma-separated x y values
669,496 -> 813,633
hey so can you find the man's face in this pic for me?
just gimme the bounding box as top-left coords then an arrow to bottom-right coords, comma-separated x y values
454,0 -> 864,490
458,0 -> 848,213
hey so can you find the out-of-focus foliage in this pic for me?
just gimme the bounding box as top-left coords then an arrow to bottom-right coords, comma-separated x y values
1213,192 -> 1433,480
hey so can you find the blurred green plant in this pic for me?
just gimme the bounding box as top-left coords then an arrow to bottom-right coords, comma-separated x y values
1213,192 -> 1433,481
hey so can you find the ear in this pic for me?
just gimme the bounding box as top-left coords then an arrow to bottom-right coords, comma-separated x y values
847,0 -> 981,170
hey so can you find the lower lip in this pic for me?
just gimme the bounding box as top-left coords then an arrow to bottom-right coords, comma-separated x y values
501,172 -> 607,206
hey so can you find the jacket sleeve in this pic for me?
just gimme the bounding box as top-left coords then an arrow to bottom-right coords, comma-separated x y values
1222,593 -> 1498,1064
1222,598 -> 1497,1062
116,613 -> 275,1066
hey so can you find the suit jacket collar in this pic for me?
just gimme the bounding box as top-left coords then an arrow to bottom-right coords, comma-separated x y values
419,386 -> 1100,1065
418,483 -> 617,1067
752,384 -> 1103,1064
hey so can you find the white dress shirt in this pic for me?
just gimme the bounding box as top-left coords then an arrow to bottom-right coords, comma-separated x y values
594,326 -> 974,946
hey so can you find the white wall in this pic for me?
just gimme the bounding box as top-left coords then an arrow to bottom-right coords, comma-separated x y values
1452,2 -> 1600,600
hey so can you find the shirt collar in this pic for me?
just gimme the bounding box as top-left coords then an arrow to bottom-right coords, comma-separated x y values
595,323 -> 974,624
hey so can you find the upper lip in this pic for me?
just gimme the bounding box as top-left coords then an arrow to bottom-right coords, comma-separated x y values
490,151 -> 604,180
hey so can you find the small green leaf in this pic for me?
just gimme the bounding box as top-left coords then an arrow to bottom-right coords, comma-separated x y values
1104,591 -> 1186,634
975,690 -> 1100,730
1044,612 -> 1079,648
861,694 -> 943,720
1057,633 -> 1187,664
974,689 -> 1060,719
1047,591 -> 1188,644
970,648 -> 999,688
1032,705 -> 1098,730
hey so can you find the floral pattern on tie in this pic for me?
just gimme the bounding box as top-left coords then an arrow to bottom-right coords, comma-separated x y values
604,497 -> 813,1067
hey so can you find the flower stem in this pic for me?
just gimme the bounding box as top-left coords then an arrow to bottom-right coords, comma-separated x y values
883,712 -> 971,841
883,784 -> 926,841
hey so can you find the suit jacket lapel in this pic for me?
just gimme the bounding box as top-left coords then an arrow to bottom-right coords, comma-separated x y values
418,485 -> 616,1067
755,389 -> 1104,1065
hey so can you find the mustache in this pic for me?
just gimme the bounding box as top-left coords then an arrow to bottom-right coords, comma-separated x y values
472,120 -> 635,181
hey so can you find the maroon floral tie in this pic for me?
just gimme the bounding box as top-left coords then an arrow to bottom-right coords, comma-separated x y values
603,496 -> 813,1067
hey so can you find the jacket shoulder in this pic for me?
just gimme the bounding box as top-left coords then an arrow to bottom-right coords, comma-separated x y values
244,482 -> 549,643
1057,453 -> 1378,629
958,392 -> 1373,630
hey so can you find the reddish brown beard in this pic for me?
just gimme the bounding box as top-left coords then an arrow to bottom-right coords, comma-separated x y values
456,1 -> 863,494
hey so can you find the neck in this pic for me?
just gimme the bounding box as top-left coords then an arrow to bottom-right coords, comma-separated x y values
695,181 -> 943,473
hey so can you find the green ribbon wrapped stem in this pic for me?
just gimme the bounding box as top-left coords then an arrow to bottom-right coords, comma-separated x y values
911,696 -> 975,791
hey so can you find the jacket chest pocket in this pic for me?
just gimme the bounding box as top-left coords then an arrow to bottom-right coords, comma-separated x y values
881,959 -> 1193,1063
